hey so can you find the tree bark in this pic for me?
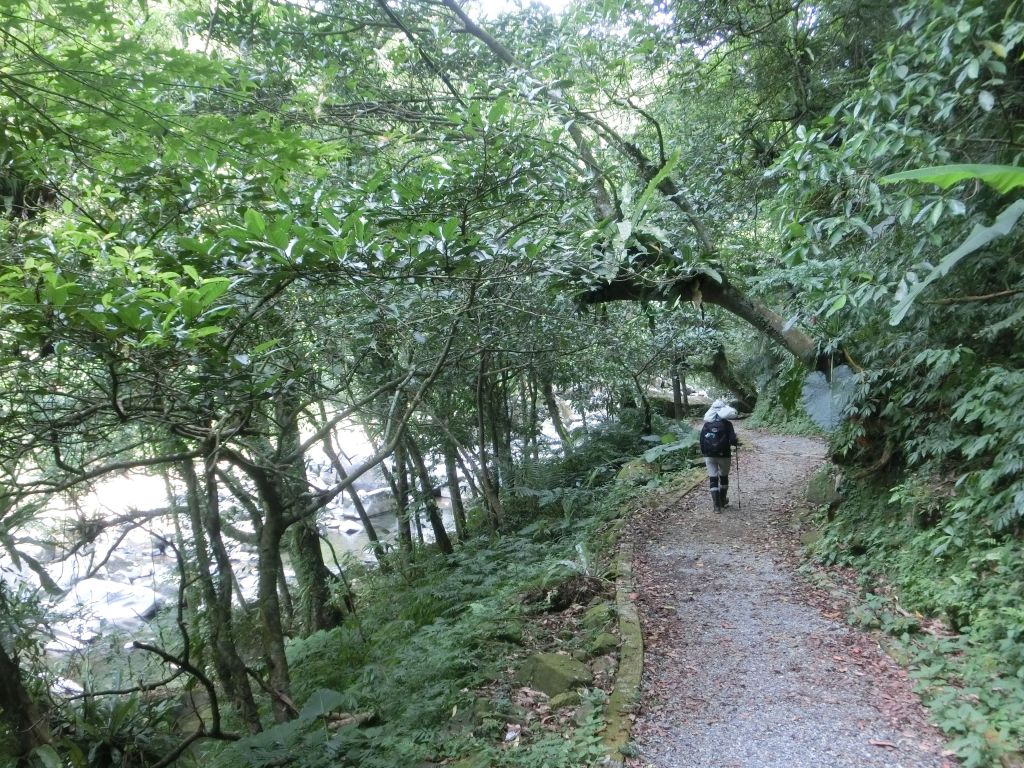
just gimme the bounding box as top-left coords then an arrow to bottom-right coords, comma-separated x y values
405,437 -> 454,555
394,439 -> 413,560
707,346 -> 757,411
0,631 -> 51,758
542,377 -> 571,447
581,272 -> 829,374
179,458 -> 261,732
671,358 -> 684,421
321,433 -> 390,570
273,395 -> 343,635
443,440 -> 467,540
224,453 -> 293,723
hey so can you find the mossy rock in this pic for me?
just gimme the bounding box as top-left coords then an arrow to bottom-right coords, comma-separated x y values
489,622 -> 523,645
548,691 -> 581,710
806,466 -> 842,506
516,652 -> 593,696
799,529 -> 822,546
616,459 -> 659,485
592,654 -> 616,677
589,632 -> 618,656
582,602 -> 616,629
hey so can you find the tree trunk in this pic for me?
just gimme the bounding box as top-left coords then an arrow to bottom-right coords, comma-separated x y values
671,358 -> 684,421
321,434 -> 390,570
707,345 -> 757,411
394,439 -> 413,560
475,354 -> 502,524
289,519 -> 346,631
582,272 -> 828,375
226,452 -> 293,723
255,509 -> 292,722
631,374 -> 652,433
526,375 -> 540,461
0,631 -> 51,758
443,441 -> 467,540
406,437 -> 453,555
180,458 -> 261,732
542,378 -> 571,447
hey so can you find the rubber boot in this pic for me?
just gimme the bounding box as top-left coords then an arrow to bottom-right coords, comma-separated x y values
720,477 -> 729,508
709,477 -> 722,511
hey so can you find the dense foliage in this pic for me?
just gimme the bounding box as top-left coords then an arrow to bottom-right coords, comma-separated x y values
1,0 -> 1022,765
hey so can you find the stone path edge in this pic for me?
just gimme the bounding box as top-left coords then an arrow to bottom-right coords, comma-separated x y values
601,471 -> 707,766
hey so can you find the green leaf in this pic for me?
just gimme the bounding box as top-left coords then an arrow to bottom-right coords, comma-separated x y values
700,266 -> 723,284
198,278 -> 231,307
183,264 -> 202,284
881,164 -> 1024,195
890,200 -> 1024,325
299,688 -> 353,720
31,745 -> 63,768
982,40 -> 1007,58
633,149 -> 680,224
244,209 -> 267,236
825,294 -> 847,317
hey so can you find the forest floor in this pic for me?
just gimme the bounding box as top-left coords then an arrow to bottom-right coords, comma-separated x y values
620,430 -> 956,768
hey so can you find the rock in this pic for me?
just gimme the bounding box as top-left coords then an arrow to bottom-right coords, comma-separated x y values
616,459 -> 659,485
592,654 -> 616,678
516,652 -> 593,696
799,529 -> 822,546
55,577 -> 161,632
574,697 -> 597,726
449,697 -> 492,727
490,622 -> 523,645
589,632 -> 618,656
582,602 -> 615,629
806,466 -> 842,507
548,691 -> 581,710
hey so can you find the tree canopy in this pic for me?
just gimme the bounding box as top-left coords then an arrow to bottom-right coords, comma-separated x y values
1,0 -> 1022,764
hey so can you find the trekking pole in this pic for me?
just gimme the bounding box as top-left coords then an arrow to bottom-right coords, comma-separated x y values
734,445 -> 741,510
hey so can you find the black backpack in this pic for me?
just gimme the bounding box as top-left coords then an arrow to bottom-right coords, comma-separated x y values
700,420 -> 731,457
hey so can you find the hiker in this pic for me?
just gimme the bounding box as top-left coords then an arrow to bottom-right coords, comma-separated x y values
700,399 -> 739,511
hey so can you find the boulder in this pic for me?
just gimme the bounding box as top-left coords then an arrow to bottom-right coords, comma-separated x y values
615,459 -> 659,485
490,622 -> 523,645
548,691 -> 581,710
516,653 -> 593,696
806,466 -> 842,507
589,632 -> 618,656
582,602 -> 615,629
55,578 -> 161,631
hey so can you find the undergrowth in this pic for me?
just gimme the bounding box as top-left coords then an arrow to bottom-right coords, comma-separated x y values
808,478 -> 1024,767
210,417 -> 660,768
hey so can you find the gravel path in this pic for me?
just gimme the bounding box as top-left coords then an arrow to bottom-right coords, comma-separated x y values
623,430 -> 954,768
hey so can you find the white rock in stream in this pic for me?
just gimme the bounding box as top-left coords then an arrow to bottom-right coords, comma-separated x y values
48,578 -> 162,651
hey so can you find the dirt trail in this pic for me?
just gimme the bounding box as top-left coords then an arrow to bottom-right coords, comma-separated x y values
622,430 -> 954,768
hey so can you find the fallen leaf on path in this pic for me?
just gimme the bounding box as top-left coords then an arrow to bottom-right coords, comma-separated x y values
869,740 -> 897,748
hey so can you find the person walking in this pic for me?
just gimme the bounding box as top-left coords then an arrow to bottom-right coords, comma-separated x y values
700,399 -> 739,511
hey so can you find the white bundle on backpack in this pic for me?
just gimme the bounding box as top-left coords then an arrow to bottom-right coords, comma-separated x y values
703,399 -> 738,421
